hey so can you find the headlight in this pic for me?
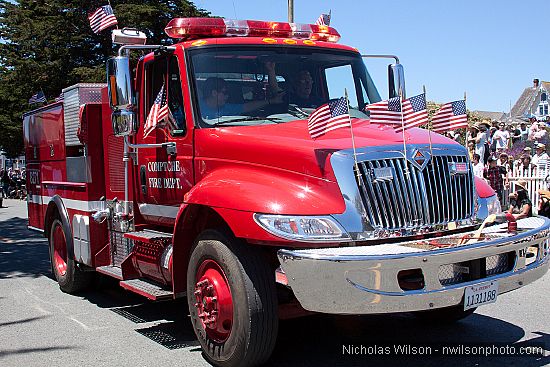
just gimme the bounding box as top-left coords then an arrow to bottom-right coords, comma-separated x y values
253,214 -> 351,242
477,194 -> 502,220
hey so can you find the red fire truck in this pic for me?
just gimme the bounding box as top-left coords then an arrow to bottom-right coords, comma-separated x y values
24,18 -> 550,367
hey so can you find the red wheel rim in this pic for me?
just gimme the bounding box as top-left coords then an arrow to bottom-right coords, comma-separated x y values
194,259 -> 233,342
52,223 -> 67,277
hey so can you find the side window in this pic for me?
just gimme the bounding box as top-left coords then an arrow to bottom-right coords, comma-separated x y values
167,57 -> 186,136
144,56 -> 186,137
325,64 -> 359,108
144,58 -> 167,117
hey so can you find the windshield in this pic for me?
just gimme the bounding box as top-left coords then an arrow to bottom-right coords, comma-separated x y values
188,46 -> 382,127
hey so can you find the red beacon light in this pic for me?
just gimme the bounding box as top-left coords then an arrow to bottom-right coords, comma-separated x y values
164,18 -> 340,43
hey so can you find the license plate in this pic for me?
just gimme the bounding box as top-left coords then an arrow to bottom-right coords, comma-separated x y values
464,281 -> 499,310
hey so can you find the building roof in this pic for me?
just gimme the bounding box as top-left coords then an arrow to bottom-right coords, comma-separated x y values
471,110 -> 507,122
511,81 -> 550,118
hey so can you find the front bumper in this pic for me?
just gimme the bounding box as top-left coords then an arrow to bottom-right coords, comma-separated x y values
277,217 -> 550,314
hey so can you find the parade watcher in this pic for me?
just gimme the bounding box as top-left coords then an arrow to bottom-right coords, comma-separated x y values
497,152 -> 511,172
510,124 -> 521,144
531,143 -> 549,169
517,154 -> 536,175
492,123 -> 510,151
533,121 -> 548,142
488,126 -> 497,154
468,124 -> 488,164
507,179 -> 532,220
519,121 -> 529,141
472,153 -> 484,178
484,156 -> 508,203
528,118 -> 538,141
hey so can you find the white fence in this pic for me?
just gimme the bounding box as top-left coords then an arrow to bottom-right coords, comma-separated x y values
504,164 -> 549,215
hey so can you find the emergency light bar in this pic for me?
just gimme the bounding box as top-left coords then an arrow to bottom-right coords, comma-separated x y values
164,18 -> 341,43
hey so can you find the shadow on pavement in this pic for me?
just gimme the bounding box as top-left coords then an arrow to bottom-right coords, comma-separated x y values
267,312 -> 549,367
0,316 -> 50,328
71,278 -> 550,367
0,346 -> 78,359
0,217 -> 50,279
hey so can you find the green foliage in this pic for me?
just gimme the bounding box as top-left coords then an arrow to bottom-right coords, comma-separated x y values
0,0 -> 209,157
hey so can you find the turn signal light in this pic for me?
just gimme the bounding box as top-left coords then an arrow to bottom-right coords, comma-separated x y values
165,18 -> 340,43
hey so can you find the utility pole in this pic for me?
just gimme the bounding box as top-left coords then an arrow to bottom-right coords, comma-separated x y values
288,0 -> 294,23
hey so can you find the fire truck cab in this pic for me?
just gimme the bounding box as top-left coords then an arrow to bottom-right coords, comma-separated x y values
24,18 -> 550,367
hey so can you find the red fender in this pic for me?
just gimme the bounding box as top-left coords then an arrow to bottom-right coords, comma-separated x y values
184,166 -> 345,215
474,176 -> 496,198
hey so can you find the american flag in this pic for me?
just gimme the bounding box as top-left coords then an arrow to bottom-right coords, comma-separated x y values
28,90 -> 46,104
431,100 -> 468,133
308,97 -> 350,139
315,13 -> 331,26
88,5 -> 118,34
144,84 -> 169,138
395,93 -> 428,132
364,96 -> 402,125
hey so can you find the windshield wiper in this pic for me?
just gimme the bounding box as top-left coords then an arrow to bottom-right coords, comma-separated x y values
211,116 -> 282,127
287,104 -> 310,119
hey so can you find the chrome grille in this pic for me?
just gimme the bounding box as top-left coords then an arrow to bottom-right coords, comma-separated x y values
356,155 -> 474,230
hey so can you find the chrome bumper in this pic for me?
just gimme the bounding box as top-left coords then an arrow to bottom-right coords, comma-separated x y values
277,217 -> 550,314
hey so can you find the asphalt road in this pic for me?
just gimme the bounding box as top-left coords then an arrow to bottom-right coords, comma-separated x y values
0,198 -> 549,367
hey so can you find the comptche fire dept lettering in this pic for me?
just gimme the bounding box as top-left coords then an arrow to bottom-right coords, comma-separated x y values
23,15 -> 550,367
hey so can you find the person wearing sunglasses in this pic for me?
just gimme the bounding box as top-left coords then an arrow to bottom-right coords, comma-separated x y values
200,77 -> 285,120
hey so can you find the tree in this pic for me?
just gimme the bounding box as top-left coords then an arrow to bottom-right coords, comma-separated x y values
0,0 -> 209,157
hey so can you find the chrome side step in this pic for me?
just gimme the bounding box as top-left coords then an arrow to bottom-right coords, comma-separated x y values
120,278 -> 174,301
97,265 -> 123,280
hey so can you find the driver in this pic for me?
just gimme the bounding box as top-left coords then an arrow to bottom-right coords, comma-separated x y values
200,77 -> 285,120
265,64 -> 323,108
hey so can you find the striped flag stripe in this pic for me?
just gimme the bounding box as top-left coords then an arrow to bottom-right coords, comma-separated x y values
309,116 -> 350,135
307,97 -> 350,138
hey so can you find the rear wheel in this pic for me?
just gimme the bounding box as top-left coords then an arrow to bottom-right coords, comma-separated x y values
187,230 -> 278,367
49,218 -> 93,293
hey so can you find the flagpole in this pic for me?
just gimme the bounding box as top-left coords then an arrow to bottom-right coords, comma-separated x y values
464,91 -> 468,150
345,89 -> 361,178
107,0 -> 119,29
399,88 -> 408,174
40,86 -> 46,104
425,85 -> 434,166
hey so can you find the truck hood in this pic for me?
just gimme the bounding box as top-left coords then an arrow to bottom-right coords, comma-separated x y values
194,118 -> 457,181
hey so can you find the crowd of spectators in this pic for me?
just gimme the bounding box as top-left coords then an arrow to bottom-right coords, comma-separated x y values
455,117 -> 549,214
0,167 -> 26,199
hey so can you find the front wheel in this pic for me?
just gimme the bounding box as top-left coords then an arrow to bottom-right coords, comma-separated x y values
187,230 -> 278,367
49,218 -> 93,293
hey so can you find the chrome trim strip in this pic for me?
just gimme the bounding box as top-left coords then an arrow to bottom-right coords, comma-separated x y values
42,196 -> 105,212
138,203 -> 179,219
27,225 -> 44,233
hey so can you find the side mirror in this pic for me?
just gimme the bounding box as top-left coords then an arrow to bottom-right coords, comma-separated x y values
111,110 -> 138,137
388,63 -> 406,99
106,56 -> 138,136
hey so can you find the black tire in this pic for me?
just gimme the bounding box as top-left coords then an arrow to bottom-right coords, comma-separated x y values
187,230 -> 278,367
49,218 -> 93,293
414,304 -> 477,323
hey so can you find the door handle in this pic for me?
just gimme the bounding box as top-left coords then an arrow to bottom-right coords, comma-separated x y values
140,165 -> 147,195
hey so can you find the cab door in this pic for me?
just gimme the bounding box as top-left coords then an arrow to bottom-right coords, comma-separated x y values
135,51 -> 194,225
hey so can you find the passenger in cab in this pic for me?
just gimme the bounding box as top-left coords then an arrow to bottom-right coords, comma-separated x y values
265,63 -> 323,109
200,77 -> 285,120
